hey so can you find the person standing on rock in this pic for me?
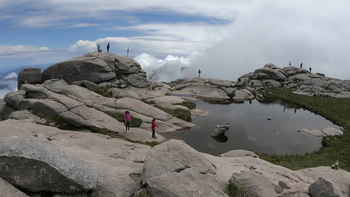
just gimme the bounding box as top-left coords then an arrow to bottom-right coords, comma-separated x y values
289,61 -> 291,66
124,111 -> 131,133
107,43 -> 110,53
309,67 -> 312,73
198,69 -> 201,77
151,118 -> 159,138
300,63 -> 303,68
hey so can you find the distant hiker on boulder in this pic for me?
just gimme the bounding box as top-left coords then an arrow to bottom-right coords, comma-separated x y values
289,61 -> 291,66
151,118 -> 159,138
198,69 -> 201,77
107,43 -> 110,53
124,111 -> 131,133
309,67 -> 312,73
300,63 -> 303,68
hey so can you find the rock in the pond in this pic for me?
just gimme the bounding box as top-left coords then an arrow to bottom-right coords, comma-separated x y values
210,125 -> 230,137
308,178 -> 342,197
322,127 -> 343,136
0,137 -> 101,193
299,128 -> 325,137
267,117 -> 271,121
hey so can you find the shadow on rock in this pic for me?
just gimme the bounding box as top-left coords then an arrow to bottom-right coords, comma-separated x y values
211,135 -> 228,143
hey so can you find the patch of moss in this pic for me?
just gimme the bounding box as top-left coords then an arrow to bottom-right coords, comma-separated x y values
259,88 -> 350,171
156,105 -> 191,122
177,101 -> 196,109
103,111 -> 142,127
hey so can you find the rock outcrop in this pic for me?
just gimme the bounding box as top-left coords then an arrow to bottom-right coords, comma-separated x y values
210,125 -> 229,137
0,121 -> 350,197
42,52 -> 149,88
17,68 -> 42,89
0,137 -> 101,194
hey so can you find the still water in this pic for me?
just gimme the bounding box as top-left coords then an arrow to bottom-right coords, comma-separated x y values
162,98 -> 339,155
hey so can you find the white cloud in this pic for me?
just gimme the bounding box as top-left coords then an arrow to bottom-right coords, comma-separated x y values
3,72 -> 17,79
0,45 -> 52,58
135,53 -> 197,82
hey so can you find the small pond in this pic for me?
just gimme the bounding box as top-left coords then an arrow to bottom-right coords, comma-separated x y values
162,98 -> 340,155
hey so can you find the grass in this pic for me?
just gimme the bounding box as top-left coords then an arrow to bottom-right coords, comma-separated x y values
103,111 -> 142,127
30,110 -> 66,126
98,85 -> 113,98
156,105 -> 192,122
259,88 -> 350,171
226,184 -> 251,197
98,85 -> 123,99
177,101 -> 196,109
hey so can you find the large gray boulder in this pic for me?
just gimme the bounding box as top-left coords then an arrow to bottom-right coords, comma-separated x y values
42,56 -> 116,84
17,68 -> 42,89
210,125 -> 229,137
141,139 -> 217,184
308,178 -> 342,197
254,67 -> 287,82
147,168 -> 228,197
0,137 -> 101,194
0,177 -> 28,197
229,171 -> 278,197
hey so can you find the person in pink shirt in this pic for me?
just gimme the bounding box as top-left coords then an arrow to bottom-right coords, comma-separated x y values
151,118 -> 159,138
124,111 -> 131,133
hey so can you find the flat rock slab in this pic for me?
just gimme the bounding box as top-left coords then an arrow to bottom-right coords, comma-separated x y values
0,137 -> 101,193
147,168 -> 228,197
299,128 -> 325,137
323,127 -> 343,136
221,150 -> 259,158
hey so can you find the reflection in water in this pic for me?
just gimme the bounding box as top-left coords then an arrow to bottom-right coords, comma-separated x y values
211,135 -> 228,143
162,99 -> 340,155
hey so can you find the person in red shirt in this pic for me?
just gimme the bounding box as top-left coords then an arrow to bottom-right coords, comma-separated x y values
124,111 -> 131,133
151,118 -> 159,138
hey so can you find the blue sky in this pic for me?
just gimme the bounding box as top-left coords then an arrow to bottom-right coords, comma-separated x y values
1,0 -> 350,81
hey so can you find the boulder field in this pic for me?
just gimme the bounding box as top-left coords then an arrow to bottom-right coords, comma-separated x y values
1,52 -> 350,196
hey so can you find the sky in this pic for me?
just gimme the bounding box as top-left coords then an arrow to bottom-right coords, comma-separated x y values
1,0 -> 350,91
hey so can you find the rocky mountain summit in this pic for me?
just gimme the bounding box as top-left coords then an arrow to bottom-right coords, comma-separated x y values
1,53 -> 350,196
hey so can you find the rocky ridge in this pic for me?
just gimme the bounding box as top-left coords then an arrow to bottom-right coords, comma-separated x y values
1,53 -> 350,196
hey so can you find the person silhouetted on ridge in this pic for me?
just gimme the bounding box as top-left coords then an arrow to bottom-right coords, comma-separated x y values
309,67 -> 312,74
300,63 -> 303,68
289,61 -> 291,66
198,69 -> 201,77
107,43 -> 110,53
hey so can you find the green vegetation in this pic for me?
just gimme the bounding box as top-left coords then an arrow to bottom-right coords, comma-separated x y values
177,101 -> 196,109
103,111 -> 142,127
156,105 -> 192,122
99,85 -> 113,97
259,88 -> 350,171
30,110 -> 66,126
226,184 -> 250,197
98,85 -> 123,99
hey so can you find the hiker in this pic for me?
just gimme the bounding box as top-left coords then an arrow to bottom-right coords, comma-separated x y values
151,118 -> 159,138
309,67 -> 312,73
198,69 -> 201,77
124,111 -> 131,133
289,61 -> 291,66
107,43 -> 110,53
300,63 -> 303,68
